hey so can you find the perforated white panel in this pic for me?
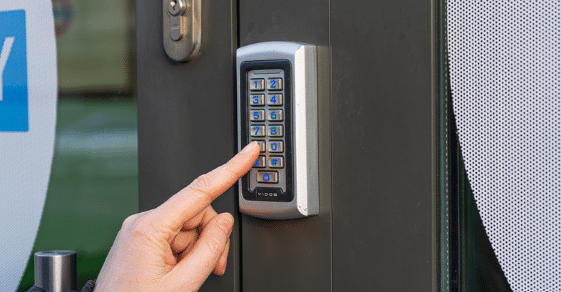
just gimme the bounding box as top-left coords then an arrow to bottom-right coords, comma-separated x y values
447,1 -> 560,291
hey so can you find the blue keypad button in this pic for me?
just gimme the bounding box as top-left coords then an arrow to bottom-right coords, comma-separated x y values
267,94 -> 283,106
267,78 -> 283,91
250,110 -> 265,121
267,157 -> 284,168
249,78 -> 265,90
268,125 -> 283,137
257,171 -> 278,183
249,94 -> 264,106
267,141 -> 284,153
252,140 -> 266,152
250,125 -> 265,137
267,110 -> 283,122
254,156 -> 266,168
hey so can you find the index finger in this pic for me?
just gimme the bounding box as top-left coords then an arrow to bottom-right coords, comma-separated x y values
154,142 -> 259,233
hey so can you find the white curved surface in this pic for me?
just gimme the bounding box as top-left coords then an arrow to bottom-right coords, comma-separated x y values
448,1 -> 560,290
0,1 -> 57,291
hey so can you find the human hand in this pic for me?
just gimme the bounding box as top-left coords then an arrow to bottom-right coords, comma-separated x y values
93,142 -> 260,292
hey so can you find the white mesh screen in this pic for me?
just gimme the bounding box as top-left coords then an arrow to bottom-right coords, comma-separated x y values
447,1 -> 560,291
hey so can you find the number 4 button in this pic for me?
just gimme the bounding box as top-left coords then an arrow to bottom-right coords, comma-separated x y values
267,94 -> 283,106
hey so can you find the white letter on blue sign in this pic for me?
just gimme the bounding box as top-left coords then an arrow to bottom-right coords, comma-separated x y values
0,37 -> 15,101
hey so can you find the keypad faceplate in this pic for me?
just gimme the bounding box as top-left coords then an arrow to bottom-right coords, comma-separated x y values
247,69 -> 287,192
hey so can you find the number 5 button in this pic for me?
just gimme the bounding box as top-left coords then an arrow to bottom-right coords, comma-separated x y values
250,110 -> 265,121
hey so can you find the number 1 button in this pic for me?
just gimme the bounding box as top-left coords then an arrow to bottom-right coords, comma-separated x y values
250,78 -> 264,91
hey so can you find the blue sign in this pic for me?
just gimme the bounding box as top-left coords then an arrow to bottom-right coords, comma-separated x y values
0,10 -> 28,132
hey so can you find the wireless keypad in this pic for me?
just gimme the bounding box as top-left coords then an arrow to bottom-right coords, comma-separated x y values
237,41 -> 319,219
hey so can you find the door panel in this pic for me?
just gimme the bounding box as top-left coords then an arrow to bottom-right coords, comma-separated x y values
330,1 -> 434,291
136,0 -> 239,290
238,1 -> 332,291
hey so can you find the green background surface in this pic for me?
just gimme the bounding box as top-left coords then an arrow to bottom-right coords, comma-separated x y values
54,0 -> 134,92
17,99 -> 138,291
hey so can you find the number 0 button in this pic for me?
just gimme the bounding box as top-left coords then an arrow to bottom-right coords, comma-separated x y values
267,141 -> 284,152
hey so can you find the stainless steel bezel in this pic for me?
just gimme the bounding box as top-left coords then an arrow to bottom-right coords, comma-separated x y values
237,41 -> 318,219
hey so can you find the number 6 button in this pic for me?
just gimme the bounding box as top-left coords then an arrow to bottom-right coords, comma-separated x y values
267,110 -> 283,121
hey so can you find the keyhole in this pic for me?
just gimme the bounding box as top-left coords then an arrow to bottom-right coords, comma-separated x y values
168,0 -> 184,16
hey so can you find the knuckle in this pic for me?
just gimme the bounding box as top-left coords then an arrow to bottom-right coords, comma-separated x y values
205,234 -> 225,255
189,173 -> 213,198
128,214 -> 156,238
121,214 -> 138,228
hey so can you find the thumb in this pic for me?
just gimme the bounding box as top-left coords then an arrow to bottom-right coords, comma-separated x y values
169,213 -> 234,290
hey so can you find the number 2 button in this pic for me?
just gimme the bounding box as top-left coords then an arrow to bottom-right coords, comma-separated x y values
267,78 -> 283,91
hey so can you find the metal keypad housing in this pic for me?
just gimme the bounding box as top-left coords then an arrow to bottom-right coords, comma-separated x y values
237,41 -> 318,220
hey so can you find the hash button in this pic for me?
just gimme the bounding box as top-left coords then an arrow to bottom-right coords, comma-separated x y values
267,157 -> 284,168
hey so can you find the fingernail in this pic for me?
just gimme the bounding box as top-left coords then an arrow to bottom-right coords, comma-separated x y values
217,213 -> 234,234
241,141 -> 258,154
